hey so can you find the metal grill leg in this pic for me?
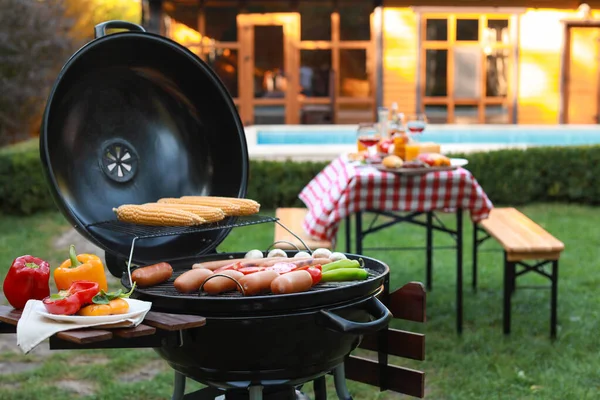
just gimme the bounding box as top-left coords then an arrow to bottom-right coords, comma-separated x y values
472,222 -> 478,292
503,252 -> 513,335
313,376 -> 327,400
248,386 -> 263,400
333,364 -> 353,400
456,209 -> 463,334
426,212 -> 433,291
172,371 -> 186,400
551,260 -> 559,339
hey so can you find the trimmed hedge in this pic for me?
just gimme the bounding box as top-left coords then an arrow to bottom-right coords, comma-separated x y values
2,138 -> 600,215
0,139 -> 53,215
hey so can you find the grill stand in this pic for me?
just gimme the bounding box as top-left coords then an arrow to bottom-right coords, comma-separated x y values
171,365 -> 350,400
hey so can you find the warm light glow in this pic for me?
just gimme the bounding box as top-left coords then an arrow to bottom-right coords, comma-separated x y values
519,10 -> 573,52
382,8 -> 418,113
169,19 -> 202,45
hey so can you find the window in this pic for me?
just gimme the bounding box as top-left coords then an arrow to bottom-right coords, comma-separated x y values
420,14 -> 513,124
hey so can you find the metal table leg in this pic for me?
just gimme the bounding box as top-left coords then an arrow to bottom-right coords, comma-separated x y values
456,209 -> 463,334
345,215 -> 352,253
355,211 -> 363,255
426,212 -> 433,291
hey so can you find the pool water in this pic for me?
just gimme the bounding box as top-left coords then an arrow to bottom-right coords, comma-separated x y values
255,125 -> 600,146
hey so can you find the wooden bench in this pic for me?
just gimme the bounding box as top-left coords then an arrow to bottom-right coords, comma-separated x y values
472,207 -> 564,338
273,208 -> 333,251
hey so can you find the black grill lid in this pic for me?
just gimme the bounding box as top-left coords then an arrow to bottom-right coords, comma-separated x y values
40,21 -> 248,263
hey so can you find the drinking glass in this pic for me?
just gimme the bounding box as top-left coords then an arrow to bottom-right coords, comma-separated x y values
406,113 -> 428,136
356,123 -> 380,158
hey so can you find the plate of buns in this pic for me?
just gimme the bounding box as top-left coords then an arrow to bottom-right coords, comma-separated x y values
372,154 -> 467,175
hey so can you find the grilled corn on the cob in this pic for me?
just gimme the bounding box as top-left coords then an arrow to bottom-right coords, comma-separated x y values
180,196 -> 260,216
113,205 -> 205,226
158,197 -> 241,216
143,202 -> 225,223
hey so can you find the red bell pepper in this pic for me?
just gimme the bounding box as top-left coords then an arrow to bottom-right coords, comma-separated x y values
3,255 -> 50,309
42,281 -> 100,315
286,265 -> 322,285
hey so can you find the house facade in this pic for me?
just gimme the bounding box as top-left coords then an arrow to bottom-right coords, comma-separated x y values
141,0 -> 600,125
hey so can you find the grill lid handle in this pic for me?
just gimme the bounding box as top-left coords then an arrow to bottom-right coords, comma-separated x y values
94,20 -> 146,38
316,297 -> 392,335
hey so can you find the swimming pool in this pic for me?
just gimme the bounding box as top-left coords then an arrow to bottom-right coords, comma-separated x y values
253,124 -> 600,146
244,124 -> 600,161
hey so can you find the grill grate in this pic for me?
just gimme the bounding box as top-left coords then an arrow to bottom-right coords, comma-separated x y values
87,215 -> 278,239
128,267 -> 382,299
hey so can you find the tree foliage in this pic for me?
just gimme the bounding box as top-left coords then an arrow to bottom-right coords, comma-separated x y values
0,0 -> 142,146
64,0 -> 142,41
0,0 -> 77,145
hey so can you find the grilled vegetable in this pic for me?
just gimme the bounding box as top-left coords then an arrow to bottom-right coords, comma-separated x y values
42,281 -> 100,315
321,259 -> 361,273
292,265 -> 323,285
244,249 -> 264,259
329,252 -> 348,261
113,204 -> 205,226
143,202 -> 225,222
78,298 -> 129,316
3,255 -> 50,309
267,249 -> 287,258
54,245 -> 108,292
180,196 -> 260,216
91,283 -> 135,305
157,196 -> 259,216
294,251 -> 311,258
312,248 -> 332,259
321,268 -> 369,282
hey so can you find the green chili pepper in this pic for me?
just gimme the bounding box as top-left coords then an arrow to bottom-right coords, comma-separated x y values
322,258 -> 362,273
321,268 -> 369,282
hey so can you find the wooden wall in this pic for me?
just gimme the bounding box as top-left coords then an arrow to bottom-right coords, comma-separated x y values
381,8 -> 418,114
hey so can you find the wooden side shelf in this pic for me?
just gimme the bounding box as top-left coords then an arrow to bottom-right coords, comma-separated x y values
0,305 -> 205,349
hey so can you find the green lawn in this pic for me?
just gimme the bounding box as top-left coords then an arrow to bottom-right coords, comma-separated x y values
0,204 -> 599,399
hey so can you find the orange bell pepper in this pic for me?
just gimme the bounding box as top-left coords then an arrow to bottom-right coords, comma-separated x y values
77,298 -> 129,316
54,245 -> 108,292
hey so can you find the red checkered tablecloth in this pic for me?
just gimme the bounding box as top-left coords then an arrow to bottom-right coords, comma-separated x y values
299,156 -> 494,243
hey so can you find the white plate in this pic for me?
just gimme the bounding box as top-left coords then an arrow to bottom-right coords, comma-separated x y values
35,298 -> 151,324
450,158 -> 469,167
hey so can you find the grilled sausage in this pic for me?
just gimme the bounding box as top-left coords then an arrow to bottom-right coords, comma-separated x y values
202,270 -> 244,295
174,268 -> 214,293
271,270 -> 314,295
131,262 -> 173,287
192,258 -> 246,270
238,270 -> 280,296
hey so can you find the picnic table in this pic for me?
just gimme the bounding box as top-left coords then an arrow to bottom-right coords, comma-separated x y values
299,155 -> 493,333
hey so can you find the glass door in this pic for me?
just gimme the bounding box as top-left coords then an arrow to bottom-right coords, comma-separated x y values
238,13 -> 300,125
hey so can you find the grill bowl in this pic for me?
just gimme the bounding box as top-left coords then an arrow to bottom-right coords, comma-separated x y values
122,252 -> 390,387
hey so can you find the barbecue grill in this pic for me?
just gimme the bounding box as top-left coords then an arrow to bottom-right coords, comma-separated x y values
38,21 -> 414,400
